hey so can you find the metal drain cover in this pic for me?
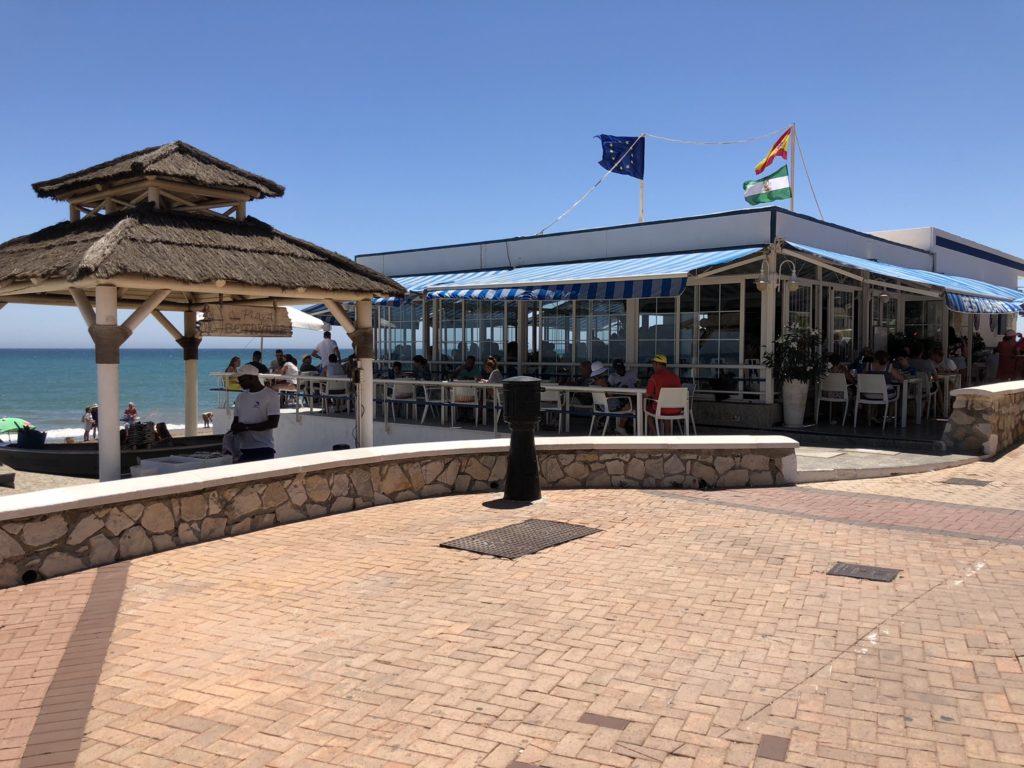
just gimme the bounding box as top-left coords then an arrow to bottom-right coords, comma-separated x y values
827,562 -> 900,582
942,478 -> 991,487
441,519 -> 601,559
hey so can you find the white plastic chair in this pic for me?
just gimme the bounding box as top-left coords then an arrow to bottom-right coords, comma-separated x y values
588,391 -> 613,436
815,372 -> 850,425
648,387 -> 692,435
451,385 -> 479,427
853,373 -> 898,429
490,387 -> 504,435
540,388 -> 563,433
389,381 -> 418,421
419,385 -> 447,424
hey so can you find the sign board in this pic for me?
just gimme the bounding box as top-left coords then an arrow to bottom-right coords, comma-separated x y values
198,305 -> 292,337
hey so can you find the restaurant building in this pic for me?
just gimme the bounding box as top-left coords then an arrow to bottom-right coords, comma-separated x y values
352,207 -> 1024,427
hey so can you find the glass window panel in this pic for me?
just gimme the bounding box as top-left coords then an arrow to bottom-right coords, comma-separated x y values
638,297 -> 676,364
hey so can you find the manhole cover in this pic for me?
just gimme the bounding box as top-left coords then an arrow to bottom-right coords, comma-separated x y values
827,562 -> 900,582
441,519 -> 601,559
942,478 -> 991,487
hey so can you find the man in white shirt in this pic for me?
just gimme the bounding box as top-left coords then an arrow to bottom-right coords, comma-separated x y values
608,359 -> 639,388
231,364 -> 281,462
312,332 -> 340,368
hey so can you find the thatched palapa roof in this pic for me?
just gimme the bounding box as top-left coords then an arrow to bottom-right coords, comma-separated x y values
32,141 -> 285,200
0,205 -> 405,310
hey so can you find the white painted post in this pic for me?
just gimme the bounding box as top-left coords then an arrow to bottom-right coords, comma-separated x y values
184,311 -> 198,436
356,299 -> 374,448
95,286 -> 121,482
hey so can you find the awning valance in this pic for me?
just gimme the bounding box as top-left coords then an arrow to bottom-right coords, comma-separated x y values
945,293 -> 1024,315
789,243 -> 1024,313
370,247 -> 762,303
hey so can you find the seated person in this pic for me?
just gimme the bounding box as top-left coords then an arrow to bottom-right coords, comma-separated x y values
269,349 -> 286,375
412,355 -> 433,380
591,362 -> 632,435
388,361 -> 404,379
863,350 -> 905,386
271,354 -> 299,392
893,354 -> 916,377
122,402 -> 139,425
299,354 -> 318,373
322,352 -> 346,378
827,353 -> 856,385
608,359 -> 639,388
455,355 -> 481,380
644,353 -> 682,430
480,356 -> 503,384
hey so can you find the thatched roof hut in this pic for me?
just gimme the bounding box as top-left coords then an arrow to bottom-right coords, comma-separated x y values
33,140 -> 285,200
0,206 -> 404,309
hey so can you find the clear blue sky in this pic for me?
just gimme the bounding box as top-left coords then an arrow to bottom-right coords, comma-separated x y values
1,1 -> 1021,348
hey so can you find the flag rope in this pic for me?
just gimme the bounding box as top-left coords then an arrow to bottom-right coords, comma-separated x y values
537,135 -> 645,235
644,127 -> 788,146
537,126 -> 793,235
795,132 -> 824,219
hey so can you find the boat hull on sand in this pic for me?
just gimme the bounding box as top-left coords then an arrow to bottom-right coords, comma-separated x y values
0,437 -> 225,479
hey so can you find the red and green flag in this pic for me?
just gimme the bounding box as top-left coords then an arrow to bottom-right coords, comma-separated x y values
754,127 -> 792,174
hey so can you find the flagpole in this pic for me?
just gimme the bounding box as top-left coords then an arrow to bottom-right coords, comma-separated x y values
788,123 -> 796,212
639,179 -> 645,223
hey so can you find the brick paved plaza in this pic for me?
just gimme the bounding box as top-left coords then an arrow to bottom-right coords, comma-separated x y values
3,445 -> 1024,767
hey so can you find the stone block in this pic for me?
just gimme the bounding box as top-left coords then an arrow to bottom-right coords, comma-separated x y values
691,461 -> 718,489
118,526 -> 154,559
276,505 -> 306,524
719,469 -> 750,488
438,461 -> 459,488
330,496 -> 355,514
262,482 -> 289,509
21,517 -> 68,548
141,503 -> 175,534
67,516 -> 104,547
0,529 -> 24,559
252,513 -> 276,530
306,474 -> 331,504
177,523 -> 198,545
226,486 -> 261,522
664,455 -> 686,477
306,504 -> 327,518
200,517 -> 227,541
0,563 -> 19,588
330,473 -> 352,498
122,503 -> 145,522
454,473 -> 471,493
179,495 -> 208,522
740,453 -> 770,471
750,470 -> 774,487
39,552 -> 84,579
379,464 -> 411,495
151,535 -> 175,553
605,459 -> 625,478
351,468 -> 374,500
713,455 -> 735,475
88,535 -> 118,566
585,469 -> 611,487
229,518 -> 252,535
103,509 -> 134,536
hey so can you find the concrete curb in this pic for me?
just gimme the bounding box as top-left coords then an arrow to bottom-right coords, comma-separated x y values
796,454 -> 979,484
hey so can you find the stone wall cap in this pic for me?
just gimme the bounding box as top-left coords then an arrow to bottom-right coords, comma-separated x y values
0,435 -> 798,522
950,381 -> 1024,398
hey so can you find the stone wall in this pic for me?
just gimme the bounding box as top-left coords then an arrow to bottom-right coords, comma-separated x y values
942,382 -> 1024,456
0,436 -> 797,589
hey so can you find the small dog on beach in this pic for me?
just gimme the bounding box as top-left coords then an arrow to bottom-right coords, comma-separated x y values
202,411 -> 214,429
65,437 -> 77,444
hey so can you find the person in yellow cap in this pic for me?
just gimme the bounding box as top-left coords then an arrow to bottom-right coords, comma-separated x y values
645,353 -> 682,426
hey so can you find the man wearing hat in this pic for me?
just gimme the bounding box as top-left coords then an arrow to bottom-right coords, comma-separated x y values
230,364 -> 280,462
644,353 -> 682,425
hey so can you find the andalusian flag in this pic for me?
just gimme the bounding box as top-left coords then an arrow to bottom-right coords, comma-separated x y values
743,165 -> 791,205
754,127 -> 792,174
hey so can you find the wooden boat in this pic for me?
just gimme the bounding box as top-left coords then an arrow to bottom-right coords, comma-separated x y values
0,436 -> 226,479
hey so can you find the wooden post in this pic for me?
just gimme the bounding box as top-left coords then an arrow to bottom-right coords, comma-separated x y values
94,286 -> 122,482
355,299 -> 374,449
183,311 -> 199,436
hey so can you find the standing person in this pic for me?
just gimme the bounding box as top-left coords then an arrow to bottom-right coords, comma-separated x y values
996,332 -> 1017,381
81,406 -> 96,442
250,350 -> 269,374
225,356 -> 242,391
230,364 -> 280,462
312,331 -> 340,368
644,353 -> 682,429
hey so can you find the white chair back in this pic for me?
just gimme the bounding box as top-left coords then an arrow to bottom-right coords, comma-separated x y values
820,372 -> 849,399
453,385 -> 477,403
592,391 -> 609,411
856,373 -> 889,400
392,382 -> 416,399
655,387 -> 689,414
539,388 -> 560,406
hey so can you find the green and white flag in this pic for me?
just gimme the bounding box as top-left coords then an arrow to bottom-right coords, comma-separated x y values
743,165 -> 791,206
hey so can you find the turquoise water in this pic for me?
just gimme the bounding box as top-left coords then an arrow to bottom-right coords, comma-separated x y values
0,347 -> 351,441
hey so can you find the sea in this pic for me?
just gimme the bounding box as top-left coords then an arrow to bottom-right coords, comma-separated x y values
0,347 -> 352,443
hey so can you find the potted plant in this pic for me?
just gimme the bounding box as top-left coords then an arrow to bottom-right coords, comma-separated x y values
762,326 -> 829,427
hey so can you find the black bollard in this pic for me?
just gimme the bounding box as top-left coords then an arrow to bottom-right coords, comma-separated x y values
502,376 -> 542,502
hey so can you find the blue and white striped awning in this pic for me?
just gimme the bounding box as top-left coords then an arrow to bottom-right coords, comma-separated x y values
373,247 -> 762,303
945,293 -> 1024,315
790,243 -> 1024,313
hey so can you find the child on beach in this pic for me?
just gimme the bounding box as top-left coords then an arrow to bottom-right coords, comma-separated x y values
81,406 -> 95,441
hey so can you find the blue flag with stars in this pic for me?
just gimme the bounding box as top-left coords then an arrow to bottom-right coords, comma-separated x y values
597,134 -> 645,179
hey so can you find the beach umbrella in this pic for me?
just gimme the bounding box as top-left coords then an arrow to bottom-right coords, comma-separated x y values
0,417 -> 32,433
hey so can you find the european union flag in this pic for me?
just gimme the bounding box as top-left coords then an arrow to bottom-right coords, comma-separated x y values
597,134 -> 645,179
